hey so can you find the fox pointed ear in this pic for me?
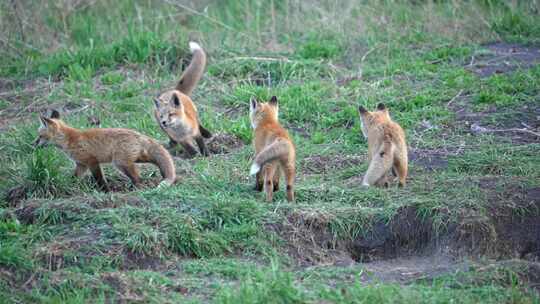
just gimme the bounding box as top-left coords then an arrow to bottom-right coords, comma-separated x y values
250,97 -> 258,111
269,95 -> 278,106
358,105 -> 367,114
171,94 -> 181,108
377,103 -> 386,111
153,98 -> 160,109
50,109 -> 60,119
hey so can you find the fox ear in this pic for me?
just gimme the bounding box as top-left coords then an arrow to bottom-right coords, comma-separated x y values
269,96 -> 278,106
250,97 -> 258,111
153,98 -> 160,109
171,94 -> 181,108
377,103 -> 386,111
50,109 -> 60,119
358,105 -> 367,114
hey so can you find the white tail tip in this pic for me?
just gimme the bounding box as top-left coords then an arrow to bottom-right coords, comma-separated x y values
250,163 -> 260,176
189,41 -> 202,52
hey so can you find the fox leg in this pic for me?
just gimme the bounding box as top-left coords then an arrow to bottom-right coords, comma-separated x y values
195,136 -> 209,156
180,141 -> 198,157
114,161 -> 142,187
263,164 -> 277,202
282,162 -> 295,202
74,163 -> 88,178
89,163 -> 109,191
254,172 -> 263,192
272,167 -> 280,192
168,139 -> 178,149
393,157 -> 408,188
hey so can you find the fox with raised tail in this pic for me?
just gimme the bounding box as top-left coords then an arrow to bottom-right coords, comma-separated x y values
249,96 -> 296,202
153,41 -> 212,157
358,103 -> 408,188
34,110 -> 176,191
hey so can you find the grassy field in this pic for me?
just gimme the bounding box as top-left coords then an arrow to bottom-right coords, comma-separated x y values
1,0 -> 539,302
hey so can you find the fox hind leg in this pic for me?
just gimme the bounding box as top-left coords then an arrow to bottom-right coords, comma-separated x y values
254,172 -> 263,192
89,163 -> 109,191
282,162 -> 295,202
114,161 -> 142,188
74,163 -> 88,178
263,164 -> 277,202
272,167 -> 280,192
393,157 -> 408,188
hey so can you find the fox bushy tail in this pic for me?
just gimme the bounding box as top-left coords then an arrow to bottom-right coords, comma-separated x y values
250,139 -> 291,175
148,143 -> 176,186
176,42 -> 206,96
362,140 -> 394,186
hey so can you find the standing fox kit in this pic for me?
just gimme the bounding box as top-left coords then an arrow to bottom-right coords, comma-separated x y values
249,96 -> 296,202
358,103 -> 408,188
35,110 -> 176,190
154,42 -> 211,157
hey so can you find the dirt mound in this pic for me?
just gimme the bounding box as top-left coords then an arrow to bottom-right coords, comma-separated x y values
468,42 -> 540,78
206,133 -> 245,154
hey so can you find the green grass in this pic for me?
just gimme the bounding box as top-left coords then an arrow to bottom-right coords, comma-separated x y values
1,0 -> 539,302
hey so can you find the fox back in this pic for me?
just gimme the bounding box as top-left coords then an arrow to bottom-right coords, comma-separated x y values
358,103 -> 408,187
249,96 -> 296,202
36,110 -> 176,189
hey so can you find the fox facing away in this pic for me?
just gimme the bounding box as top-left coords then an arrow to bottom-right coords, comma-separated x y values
34,110 -> 176,191
154,42 -> 211,157
249,96 -> 296,202
358,103 -> 408,188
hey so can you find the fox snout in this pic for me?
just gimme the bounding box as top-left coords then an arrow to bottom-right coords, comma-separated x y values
33,137 -> 47,148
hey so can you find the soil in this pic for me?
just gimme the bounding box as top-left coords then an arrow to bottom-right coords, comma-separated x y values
274,180 -> 540,287
206,132 -> 245,154
467,42 -> 540,78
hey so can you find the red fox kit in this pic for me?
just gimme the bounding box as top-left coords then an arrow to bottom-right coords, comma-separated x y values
358,103 -> 408,187
249,96 -> 296,202
153,42 -> 211,157
34,110 -> 176,190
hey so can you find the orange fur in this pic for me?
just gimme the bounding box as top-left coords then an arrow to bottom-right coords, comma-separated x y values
358,103 -> 408,187
249,96 -> 296,202
153,42 -> 211,157
35,111 -> 176,190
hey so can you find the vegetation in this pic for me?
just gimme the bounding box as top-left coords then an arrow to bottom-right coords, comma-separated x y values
0,0 -> 539,302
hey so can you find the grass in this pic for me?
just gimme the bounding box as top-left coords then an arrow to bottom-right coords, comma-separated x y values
1,0 -> 540,303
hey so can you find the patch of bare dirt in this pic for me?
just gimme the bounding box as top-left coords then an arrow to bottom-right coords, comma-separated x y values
467,42 -> 540,78
450,95 -> 539,143
301,155 -> 364,174
409,146 -> 464,171
206,132 -> 245,154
